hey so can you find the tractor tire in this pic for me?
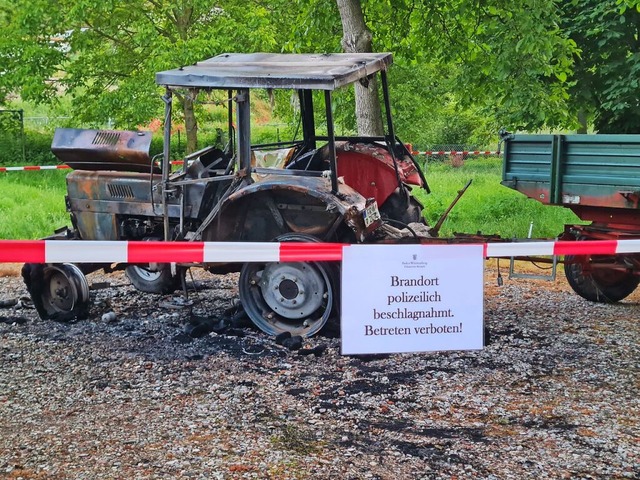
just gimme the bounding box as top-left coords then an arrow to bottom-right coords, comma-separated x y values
238,233 -> 339,338
125,264 -> 184,294
22,263 -> 91,321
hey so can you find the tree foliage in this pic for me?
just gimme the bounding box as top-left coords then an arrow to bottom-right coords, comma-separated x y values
563,0 -> 640,133
368,0 -> 578,131
285,0 -> 577,134
0,0 -> 283,150
1,0 -> 638,145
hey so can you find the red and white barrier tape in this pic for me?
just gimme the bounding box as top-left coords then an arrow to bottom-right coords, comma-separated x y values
1,239 -> 639,264
2,152 -> 505,173
411,150 -> 500,156
0,160 -> 190,173
0,165 -> 71,172
0,241 -> 342,263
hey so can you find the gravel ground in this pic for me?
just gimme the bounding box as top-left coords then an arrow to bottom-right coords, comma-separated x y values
0,263 -> 638,480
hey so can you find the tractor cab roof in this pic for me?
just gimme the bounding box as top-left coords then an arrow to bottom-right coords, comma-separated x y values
155,52 -> 393,91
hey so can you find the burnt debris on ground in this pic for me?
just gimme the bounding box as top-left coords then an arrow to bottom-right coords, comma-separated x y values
0,269 -> 638,479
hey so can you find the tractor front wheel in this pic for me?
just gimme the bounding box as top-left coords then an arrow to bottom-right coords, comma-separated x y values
125,264 -> 185,294
22,263 -> 91,321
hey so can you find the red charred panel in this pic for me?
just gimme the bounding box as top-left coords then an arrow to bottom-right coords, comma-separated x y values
335,142 -> 422,206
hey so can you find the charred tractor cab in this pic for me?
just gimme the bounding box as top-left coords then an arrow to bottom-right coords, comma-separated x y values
25,52 -> 429,337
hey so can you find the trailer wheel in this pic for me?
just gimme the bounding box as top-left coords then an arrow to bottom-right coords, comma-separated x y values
564,255 -> 640,303
125,264 -> 184,294
22,263 -> 91,321
238,234 -> 339,337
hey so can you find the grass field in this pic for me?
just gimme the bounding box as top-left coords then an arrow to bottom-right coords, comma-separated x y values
0,170 -> 69,239
0,156 -> 580,240
415,156 -> 580,239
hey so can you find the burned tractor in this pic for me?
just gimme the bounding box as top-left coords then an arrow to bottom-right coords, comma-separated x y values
26,52 -> 429,337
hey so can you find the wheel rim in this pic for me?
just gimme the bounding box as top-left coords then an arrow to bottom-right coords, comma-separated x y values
260,263 -> 326,318
41,264 -> 90,316
240,261 -> 334,337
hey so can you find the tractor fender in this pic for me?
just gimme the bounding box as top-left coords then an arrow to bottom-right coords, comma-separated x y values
203,175 -> 374,243
335,141 -> 423,208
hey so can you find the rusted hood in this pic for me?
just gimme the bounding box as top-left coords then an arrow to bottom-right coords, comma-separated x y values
51,128 -> 157,173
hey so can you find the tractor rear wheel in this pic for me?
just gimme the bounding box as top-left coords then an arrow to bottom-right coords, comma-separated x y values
379,186 -> 425,226
238,233 -> 339,337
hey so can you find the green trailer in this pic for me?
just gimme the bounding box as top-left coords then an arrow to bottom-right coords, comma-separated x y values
501,131 -> 640,302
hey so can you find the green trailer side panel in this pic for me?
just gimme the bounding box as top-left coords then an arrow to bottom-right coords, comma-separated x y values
502,134 -> 640,213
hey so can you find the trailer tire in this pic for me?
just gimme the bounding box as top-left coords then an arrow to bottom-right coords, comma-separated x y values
564,255 -> 639,303
125,264 -> 184,294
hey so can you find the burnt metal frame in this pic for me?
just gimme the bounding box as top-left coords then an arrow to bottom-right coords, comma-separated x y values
156,52 -> 403,240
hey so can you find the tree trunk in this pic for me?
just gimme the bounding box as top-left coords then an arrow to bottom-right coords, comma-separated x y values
174,6 -> 198,154
336,0 -> 384,136
174,91 -> 198,154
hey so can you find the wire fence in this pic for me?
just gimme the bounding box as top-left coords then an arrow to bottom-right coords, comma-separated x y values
2,112 -> 501,169
23,116 -> 71,129
411,144 -> 502,168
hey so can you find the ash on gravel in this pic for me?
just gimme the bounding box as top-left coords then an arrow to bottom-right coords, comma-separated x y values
0,265 -> 638,479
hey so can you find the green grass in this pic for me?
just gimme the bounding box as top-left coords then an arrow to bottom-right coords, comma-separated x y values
414,157 -> 581,239
0,156 -> 582,241
0,170 -> 69,239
